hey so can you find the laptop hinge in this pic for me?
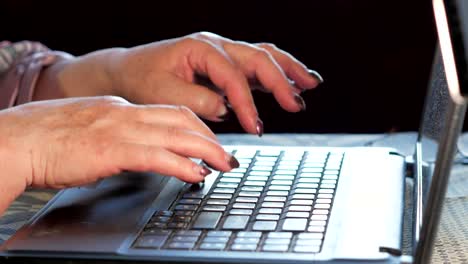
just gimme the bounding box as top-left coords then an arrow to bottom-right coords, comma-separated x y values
404,155 -> 416,178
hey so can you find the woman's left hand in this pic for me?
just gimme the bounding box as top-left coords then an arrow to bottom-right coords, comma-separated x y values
35,32 -> 322,135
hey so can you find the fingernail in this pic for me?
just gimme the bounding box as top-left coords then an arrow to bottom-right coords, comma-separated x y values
217,105 -> 231,121
294,94 -> 306,111
256,118 -> 264,137
199,165 -> 212,177
228,155 -> 240,169
307,69 -> 324,83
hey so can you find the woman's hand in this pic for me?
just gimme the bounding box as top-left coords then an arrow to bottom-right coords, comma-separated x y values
35,32 -> 323,135
0,96 -> 238,214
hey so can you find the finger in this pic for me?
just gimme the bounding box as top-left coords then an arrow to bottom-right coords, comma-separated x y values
110,142 -> 211,183
187,40 -> 259,135
121,122 -> 238,172
128,104 -> 219,142
159,76 -> 230,122
225,42 -> 304,112
256,43 -> 323,89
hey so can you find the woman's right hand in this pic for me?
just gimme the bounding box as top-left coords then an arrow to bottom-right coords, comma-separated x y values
0,96 -> 237,213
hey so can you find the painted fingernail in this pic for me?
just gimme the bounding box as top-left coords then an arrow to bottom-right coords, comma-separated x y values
199,165 -> 212,177
228,155 -> 240,169
308,69 -> 324,83
256,118 -> 264,137
217,106 -> 231,121
294,94 -> 306,111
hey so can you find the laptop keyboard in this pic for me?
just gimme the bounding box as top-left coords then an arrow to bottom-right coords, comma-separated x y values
133,149 -> 343,253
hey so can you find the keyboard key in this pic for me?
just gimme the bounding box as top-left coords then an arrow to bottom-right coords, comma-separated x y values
288,206 -> 312,212
233,203 -> 256,209
317,193 -> 334,199
219,178 -> 241,183
222,215 -> 250,230
256,214 -> 280,221
231,244 -> 257,251
259,208 -> 282,214
295,183 -> 319,189
222,172 -> 244,178
318,189 -> 334,194
323,175 -> 338,180
320,184 -> 336,189
292,188 -> 317,194
310,214 -> 328,221
277,165 -> 299,170
272,175 -> 295,180
203,205 -> 227,211
230,168 -> 247,173
229,209 -> 253,215
264,196 -> 287,202
244,181 -> 266,186
217,182 -> 239,188
167,242 -> 196,249
255,156 -> 278,162
289,200 -> 313,206
281,218 -> 307,231
236,231 -> 262,238
236,197 -> 258,203
248,171 -> 271,176
167,222 -> 187,229
298,178 -> 320,183
172,216 -> 191,222
254,161 -> 276,166
262,244 -> 289,252
293,245 -> 320,253
199,243 -> 226,250
206,231 -> 232,237
275,170 -> 297,175
302,162 -> 325,168
178,199 -> 201,205
298,233 -> 324,240
308,226 -> 326,232
234,237 -> 260,244
239,191 -> 261,197
264,238 -> 291,245
174,210 -> 195,216
182,193 -> 205,199
261,202 -> 285,208
210,193 -> 232,199
241,186 -> 264,192
295,239 -> 322,246
192,212 -> 222,229
206,199 -> 229,206
134,235 -> 169,248
171,236 -> 199,243
203,236 -> 230,243
252,221 -> 277,231
279,160 -> 301,166
251,166 -> 273,171
268,185 -> 291,191
266,191 -> 289,196
312,209 -> 329,215
213,188 -> 236,194
142,229 -> 172,236
271,180 -> 293,185
314,204 -> 331,209
301,168 -> 323,173
267,232 -> 293,239
309,220 -> 327,226
322,179 -> 337,185
299,173 -> 322,178
247,176 -> 269,181
175,204 -> 198,211
151,216 -> 171,222
292,194 -> 315,200
285,212 -> 309,218
174,230 -> 201,236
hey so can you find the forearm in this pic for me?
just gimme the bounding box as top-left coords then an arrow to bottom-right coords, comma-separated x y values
34,48 -> 126,101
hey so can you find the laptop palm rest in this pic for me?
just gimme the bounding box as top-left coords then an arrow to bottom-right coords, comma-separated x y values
2,172 -> 170,253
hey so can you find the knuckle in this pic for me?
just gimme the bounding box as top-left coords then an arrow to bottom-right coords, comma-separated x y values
175,105 -> 197,119
252,48 -> 272,61
258,42 -> 277,50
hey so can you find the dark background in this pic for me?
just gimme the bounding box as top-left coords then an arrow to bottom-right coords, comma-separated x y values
1,0 -> 438,134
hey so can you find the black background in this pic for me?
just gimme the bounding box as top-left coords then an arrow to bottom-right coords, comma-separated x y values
2,0 -> 438,134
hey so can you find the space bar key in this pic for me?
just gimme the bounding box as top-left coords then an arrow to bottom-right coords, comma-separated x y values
192,212 -> 222,229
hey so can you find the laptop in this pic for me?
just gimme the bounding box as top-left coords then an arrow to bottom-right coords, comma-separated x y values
1,0 -> 466,263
